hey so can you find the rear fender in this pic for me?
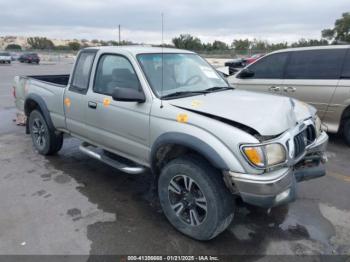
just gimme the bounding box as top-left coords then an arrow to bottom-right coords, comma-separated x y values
24,94 -> 55,134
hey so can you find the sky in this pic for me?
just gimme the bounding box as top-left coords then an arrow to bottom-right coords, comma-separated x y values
1,0 -> 349,44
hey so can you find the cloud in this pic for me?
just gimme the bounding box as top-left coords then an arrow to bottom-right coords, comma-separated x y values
0,0 -> 348,44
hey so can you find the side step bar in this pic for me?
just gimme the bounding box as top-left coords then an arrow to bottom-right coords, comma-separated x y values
79,142 -> 146,175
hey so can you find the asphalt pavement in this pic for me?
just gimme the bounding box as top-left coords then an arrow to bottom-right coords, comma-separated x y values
0,62 -> 350,258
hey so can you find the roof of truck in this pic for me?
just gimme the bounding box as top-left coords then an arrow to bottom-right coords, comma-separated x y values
84,45 -> 194,55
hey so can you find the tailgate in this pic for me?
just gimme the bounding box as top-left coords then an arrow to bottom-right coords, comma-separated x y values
13,76 -> 28,112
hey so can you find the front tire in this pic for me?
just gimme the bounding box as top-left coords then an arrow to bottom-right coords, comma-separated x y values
158,155 -> 234,240
29,110 -> 63,155
343,118 -> 350,146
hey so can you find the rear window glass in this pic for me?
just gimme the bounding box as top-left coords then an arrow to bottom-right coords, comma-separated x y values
285,49 -> 347,79
0,53 -> 10,56
71,52 -> 96,91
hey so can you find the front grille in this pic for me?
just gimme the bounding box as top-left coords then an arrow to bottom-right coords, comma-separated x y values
294,132 -> 306,158
304,125 -> 316,145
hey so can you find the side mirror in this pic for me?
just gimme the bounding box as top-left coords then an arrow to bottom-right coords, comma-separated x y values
238,68 -> 255,79
216,66 -> 229,77
112,88 -> 146,103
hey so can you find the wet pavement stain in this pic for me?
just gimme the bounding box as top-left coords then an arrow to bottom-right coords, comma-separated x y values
54,174 -> 72,184
32,190 -> 47,197
40,173 -> 52,181
67,208 -> 82,217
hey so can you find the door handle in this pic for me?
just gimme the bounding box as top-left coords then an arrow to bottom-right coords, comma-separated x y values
284,86 -> 296,93
88,101 -> 97,109
268,86 -> 280,92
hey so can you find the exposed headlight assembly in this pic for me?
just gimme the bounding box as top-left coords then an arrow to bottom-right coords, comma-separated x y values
242,143 -> 286,169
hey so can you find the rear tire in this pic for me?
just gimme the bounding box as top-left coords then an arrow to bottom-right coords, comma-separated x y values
29,110 -> 63,155
343,118 -> 350,146
158,155 -> 234,240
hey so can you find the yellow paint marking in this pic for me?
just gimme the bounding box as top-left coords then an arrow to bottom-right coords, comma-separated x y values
176,113 -> 188,123
103,98 -> 111,107
191,100 -> 202,108
327,172 -> 350,182
64,97 -> 71,107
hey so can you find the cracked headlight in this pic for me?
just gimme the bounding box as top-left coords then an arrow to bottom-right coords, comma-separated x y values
242,143 -> 286,169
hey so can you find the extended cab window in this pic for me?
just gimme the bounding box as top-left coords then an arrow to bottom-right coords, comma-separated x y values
71,52 -> 96,92
247,52 -> 288,79
285,49 -> 347,79
341,50 -> 350,78
94,54 -> 140,95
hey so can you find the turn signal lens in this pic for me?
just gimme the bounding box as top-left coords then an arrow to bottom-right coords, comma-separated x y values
243,147 -> 265,167
242,143 -> 286,169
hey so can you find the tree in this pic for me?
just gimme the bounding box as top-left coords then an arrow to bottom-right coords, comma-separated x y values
269,42 -> 288,51
211,40 -> 229,50
5,44 -> 22,50
68,42 -> 81,51
291,38 -> 328,47
27,37 -> 55,49
322,12 -> 350,43
231,39 -> 251,50
251,39 -> 268,51
172,34 -> 203,51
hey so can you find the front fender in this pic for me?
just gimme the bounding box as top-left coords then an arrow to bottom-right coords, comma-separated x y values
151,132 -> 229,170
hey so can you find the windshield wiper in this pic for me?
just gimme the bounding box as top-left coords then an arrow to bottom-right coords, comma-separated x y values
204,86 -> 234,93
161,91 -> 208,100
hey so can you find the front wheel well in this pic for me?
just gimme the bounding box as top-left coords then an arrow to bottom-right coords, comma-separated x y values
152,144 -> 219,178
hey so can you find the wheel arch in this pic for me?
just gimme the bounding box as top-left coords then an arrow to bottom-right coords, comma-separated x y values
24,94 -> 55,134
150,132 -> 230,176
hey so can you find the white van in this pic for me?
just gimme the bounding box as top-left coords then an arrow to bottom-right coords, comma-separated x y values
228,45 -> 350,144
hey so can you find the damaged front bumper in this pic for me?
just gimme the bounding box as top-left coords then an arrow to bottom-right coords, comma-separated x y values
224,131 -> 328,208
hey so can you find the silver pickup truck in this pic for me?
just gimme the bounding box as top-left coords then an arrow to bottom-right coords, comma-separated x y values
14,46 -> 328,240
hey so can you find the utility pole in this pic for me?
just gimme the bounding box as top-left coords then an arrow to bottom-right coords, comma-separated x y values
118,24 -> 121,45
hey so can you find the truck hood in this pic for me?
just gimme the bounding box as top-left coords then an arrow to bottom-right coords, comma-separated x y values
169,90 -> 316,136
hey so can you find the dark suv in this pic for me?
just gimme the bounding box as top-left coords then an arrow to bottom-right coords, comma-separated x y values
19,53 -> 40,64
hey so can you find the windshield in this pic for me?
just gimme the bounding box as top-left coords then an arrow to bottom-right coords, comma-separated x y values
137,53 -> 229,98
0,53 -> 10,56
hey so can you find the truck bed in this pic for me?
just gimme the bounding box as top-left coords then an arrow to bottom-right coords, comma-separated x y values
14,75 -> 70,125
26,74 -> 70,86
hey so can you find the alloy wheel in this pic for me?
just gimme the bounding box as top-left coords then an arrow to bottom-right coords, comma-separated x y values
168,174 -> 208,226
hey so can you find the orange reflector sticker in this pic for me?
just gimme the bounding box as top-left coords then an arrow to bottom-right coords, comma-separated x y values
103,98 -> 111,107
176,113 -> 188,123
64,98 -> 71,107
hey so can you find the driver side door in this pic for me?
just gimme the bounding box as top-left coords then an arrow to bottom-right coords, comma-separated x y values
85,53 -> 152,164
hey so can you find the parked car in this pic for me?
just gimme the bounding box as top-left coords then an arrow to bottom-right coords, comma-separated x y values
10,52 -> 21,61
245,53 -> 265,65
228,45 -> 350,144
18,53 -> 40,64
224,58 -> 246,74
0,52 -> 12,64
14,46 -> 328,240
